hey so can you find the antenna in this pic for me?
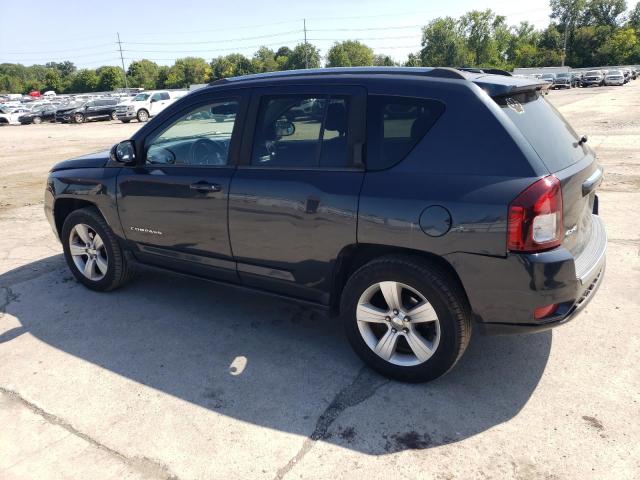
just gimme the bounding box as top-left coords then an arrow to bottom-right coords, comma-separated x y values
117,32 -> 129,89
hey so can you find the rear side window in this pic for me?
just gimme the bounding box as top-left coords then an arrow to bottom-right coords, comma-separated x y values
251,95 -> 350,168
160,92 -> 170,100
496,91 -> 584,172
366,95 -> 445,170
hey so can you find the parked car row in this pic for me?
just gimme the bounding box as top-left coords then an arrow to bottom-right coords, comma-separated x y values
0,89 -> 188,126
526,67 -> 638,89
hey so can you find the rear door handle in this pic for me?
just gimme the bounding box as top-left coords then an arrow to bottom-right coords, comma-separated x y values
582,168 -> 603,196
189,181 -> 222,192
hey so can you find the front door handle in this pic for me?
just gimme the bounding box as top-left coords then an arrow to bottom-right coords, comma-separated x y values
189,181 -> 221,192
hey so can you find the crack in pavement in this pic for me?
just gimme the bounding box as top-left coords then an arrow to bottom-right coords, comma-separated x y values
273,367 -> 389,480
0,387 -> 180,480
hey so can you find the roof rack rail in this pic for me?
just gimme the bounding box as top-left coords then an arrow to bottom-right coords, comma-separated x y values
207,66 -> 470,85
458,67 -> 512,77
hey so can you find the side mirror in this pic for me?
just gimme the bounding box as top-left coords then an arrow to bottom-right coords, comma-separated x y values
111,140 -> 136,163
275,119 -> 295,137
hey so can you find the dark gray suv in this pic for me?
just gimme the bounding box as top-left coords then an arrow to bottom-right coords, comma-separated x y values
44,67 -> 606,382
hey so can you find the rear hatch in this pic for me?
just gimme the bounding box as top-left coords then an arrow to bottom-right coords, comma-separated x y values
494,89 -> 602,261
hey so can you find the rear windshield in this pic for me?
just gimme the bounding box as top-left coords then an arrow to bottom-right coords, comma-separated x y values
496,91 -> 584,172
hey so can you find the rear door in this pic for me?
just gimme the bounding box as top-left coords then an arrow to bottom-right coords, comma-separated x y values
228,85 -> 366,303
150,92 -> 170,116
496,91 -> 602,259
116,92 -> 248,281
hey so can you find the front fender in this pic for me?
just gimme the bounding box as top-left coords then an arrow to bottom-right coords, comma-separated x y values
46,167 -> 124,241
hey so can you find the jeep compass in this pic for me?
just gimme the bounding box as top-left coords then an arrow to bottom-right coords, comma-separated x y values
45,67 -> 606,382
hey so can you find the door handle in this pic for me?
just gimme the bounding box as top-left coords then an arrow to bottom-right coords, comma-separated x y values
189,182 -> 222,192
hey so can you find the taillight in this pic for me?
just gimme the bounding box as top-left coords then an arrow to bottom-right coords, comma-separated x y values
507,176 -> 563,252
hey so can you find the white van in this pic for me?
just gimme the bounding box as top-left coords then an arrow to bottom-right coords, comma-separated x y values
115,90 -> 187,123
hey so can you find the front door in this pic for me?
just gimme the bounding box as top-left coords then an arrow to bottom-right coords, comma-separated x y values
228,85 -> 366,303
116,94 -> 246,281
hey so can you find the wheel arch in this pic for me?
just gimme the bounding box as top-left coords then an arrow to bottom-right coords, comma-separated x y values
330,243 -> 470,316
53,198 -> 102,238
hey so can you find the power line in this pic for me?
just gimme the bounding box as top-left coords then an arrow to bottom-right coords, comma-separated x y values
2,43 -> 116,55
123,30 -> 302,46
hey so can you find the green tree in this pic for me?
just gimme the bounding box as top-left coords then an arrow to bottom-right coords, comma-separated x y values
43,69 -> 62,92
127,59 -> 160,89
373,54 -> 395,66
0,74 -> 25,93
45,61 -> 76,78
420,17 -> 470,66
404,53 -> 422,67
595,26 -> 637,63
460,9 -> 505,66
582,0 -> 627,26
97,66 -> 125,91
629,2 -> 640,31
210,54 -> 254,79
157,65 -> 170,88
252,47 -> 278,73
286,43 -> 321,69
327,40 -> 375,67
166,57 -> 212,87
274,46 -> 292,70
69,69 -> 99,93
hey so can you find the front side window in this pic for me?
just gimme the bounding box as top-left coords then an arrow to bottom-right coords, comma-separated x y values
366,95 -> 445,170
251,95 -> 350,168
146,99 -> 239,166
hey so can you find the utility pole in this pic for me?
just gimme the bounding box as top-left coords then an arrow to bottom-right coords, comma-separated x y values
561,18 -> 569,67
117,32 -> 129,89
303,18 -> 309,69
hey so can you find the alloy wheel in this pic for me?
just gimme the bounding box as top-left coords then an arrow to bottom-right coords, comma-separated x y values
356,281 -> 441,366
68,223 -> 108,281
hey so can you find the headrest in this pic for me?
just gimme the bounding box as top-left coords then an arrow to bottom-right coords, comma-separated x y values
324,102 -> 347,134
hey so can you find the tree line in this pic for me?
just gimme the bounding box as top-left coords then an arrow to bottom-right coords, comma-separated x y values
2,0 -> 639,94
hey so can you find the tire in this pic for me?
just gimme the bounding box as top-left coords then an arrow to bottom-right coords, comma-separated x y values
340,255 -> 471,383
61,207 -> 133,292
33,116 -> 42,124
73,113 -> 84,124
121,119 -> 131,123
137,109 -> 149,122
111,111 -> 118,121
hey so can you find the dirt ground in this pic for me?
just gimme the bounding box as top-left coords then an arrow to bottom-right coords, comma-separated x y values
0,83 -> 639,480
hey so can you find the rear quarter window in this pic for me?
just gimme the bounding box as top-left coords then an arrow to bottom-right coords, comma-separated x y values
496,91 -> 584,172
366,95 -> 445,171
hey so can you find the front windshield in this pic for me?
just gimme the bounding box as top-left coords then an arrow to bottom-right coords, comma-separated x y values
586,71 -> 601,76
542,74 -> 554,79
608,70 -> 622,76
133,93 -> 151,101
556,73 -> 569,78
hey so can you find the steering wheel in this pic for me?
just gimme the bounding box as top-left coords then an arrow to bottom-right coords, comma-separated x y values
189,138 -> 227,166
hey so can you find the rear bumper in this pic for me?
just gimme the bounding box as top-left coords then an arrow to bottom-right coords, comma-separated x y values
446,214 -> 607,335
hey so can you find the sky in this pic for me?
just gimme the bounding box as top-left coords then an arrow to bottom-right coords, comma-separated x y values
0,0 -> 552,68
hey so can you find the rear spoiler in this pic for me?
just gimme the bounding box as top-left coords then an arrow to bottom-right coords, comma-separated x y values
472,75 -> 550,97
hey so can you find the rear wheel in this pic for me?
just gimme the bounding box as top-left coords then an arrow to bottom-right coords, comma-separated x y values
340,255 -> 471,382
137,109 -> 149,122
73,112 -> 84,123
62,207 -> 133,291
111,111 -> 118,120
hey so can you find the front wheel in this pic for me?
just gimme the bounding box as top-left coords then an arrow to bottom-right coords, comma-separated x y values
137,109 -> 149,122
111,111 -> 118,120
340,255 -> 471,383
62,207 -> 133,291
73,113 -> 84,123
32,116 -> 42,124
